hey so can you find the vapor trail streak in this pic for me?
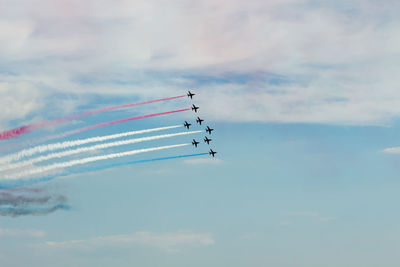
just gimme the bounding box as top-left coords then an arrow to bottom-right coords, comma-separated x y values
0,125 -> 182,164
81,152 -> 210,173
1,131 -> 202,171
40,108 -> 190,143
0,95 -> 186,141
0,153 -> 209,189
3,144 -> 189,180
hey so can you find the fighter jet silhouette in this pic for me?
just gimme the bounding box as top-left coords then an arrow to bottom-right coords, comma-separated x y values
184,121 -> 191,129
204,136 -> 212,144
187,91 -> 195,99
191,104 -> 199,113
196,117 -> 204,125
192,139 -> 200,147
209,149 -> 217,157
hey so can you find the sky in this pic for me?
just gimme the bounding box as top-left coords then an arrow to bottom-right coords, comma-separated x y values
1,0 -> 400,266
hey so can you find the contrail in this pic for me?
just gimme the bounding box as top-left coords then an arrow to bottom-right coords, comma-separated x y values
30,108 -> 190,145
57,109 -> 190,138
0,125 -> 182,164
1,131 -> 202,171
0,95 -> 186,141
3,144 -> 189,180
80,152 -> 210,173
0,153 -> 209,188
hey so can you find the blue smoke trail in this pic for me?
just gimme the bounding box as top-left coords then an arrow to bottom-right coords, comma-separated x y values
78,152 -> 209,173
0,153 -> 209,189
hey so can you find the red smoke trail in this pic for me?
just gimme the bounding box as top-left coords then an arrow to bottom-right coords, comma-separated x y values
0,126 -> 32,141
0,95 -> 186,141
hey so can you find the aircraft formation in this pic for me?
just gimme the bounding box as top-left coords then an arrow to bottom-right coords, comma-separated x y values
186,91 -> 217,157
0,91 -> 217,190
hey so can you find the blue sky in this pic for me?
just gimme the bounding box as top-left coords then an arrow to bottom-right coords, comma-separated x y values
2,119 -> 400,266
1,0 -> 400,266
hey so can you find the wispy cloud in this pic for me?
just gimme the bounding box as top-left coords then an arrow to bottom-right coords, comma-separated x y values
41,230 -> 214,253
382,147 -> 400,154
0,0 -> 400,127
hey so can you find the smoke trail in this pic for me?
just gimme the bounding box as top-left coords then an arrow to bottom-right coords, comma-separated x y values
0,95 -> 186,141
22,108 -> 190,147
81,152 -> 209,173
1,131 -> 202,172
0,126 -> 31,141
57,109 -> 190,138
0,188 -> 70,217
0,204 -> 70,217
0,153 -> 209,189
0,125 -> 182,164
3,144 -> 189,180
0,192 -> 51,205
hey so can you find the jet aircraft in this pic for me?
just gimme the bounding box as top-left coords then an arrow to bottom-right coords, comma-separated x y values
192,139 -> 200,147
209,149 -> 217,157
196,117 -> 204,125
184,121 -> 191,129
187,91 -> 195,99
204,136 -> 212,144
205,126 -> 214,134
191,104 -> 199,113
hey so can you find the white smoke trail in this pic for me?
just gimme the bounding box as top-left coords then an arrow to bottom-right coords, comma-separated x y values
0,125 -> 181,164
1,131 -> 202,172
2,144 -> 189,180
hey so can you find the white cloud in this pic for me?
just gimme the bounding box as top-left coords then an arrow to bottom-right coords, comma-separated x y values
382,147 -> 400,154
42,230 -> 214,253
0,81 -> 47,129
0,227 -> 46,238
0,20 -> 33,57
0,0 -> 400,127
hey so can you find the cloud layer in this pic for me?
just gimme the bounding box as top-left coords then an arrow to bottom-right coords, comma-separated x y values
1,0 -> 400,127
